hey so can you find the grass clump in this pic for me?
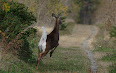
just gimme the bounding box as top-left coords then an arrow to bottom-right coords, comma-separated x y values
101,54 -> 116,62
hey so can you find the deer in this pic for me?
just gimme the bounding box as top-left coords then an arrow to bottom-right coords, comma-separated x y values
36,13 -> 62,70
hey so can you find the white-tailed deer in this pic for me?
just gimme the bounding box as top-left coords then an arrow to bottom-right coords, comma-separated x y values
36,13 -> 62,70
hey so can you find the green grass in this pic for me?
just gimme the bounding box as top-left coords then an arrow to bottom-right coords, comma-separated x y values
0,46 -> 89,73
7,62 -> 35,73
101,54 -> 116,62
0,62 -> 36,73
94,47 -> 116,52
93,29 -> 116,73
93,45 -> 116,73
34,47 -> 89,73
0,53 -> 36,73
0,70 -> 7,73
93,47 -> 116,62
109,66 -> 116,73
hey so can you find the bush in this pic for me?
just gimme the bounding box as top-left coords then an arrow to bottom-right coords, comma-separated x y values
0,1 -> 37,63
17,28 -> 37,63
18,37 -> 32,63
23,28 -> 37,37
0,1 -> 36,41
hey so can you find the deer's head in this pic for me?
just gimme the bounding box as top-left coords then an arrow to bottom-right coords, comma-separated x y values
52,13 -> 62,25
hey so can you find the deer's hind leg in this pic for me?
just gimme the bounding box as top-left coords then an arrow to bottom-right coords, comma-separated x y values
36,50 -> 48,70
50,43 -> 59,57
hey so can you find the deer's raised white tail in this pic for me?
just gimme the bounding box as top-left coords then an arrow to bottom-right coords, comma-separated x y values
38,26 -> 47,52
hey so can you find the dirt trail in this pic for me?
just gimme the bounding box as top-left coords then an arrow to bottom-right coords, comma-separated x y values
81,26 -> 98,73
60,24 -> 99,73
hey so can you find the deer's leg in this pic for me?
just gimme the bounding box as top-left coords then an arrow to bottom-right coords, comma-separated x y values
50,48 -> 56,57
36,51 -> 41,70
50,43 -> 59,57
36,51 -> 48,70
41,50 -> 49,57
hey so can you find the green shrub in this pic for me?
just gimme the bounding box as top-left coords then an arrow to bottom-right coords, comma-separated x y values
60,16 -> 67,30
0,1 -> 37,63
9,2 -> 36,25
23,28 -> 37,37
18,38 -> 32,63
0,1 -> 36,41
18,28 -> 37,63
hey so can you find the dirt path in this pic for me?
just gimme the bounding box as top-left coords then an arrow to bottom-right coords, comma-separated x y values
81,26 -> 98,73
60,24 -> 99,73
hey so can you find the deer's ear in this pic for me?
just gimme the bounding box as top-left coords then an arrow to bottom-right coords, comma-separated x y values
52,13 -> 56,18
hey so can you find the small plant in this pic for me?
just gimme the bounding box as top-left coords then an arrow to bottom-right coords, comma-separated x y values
110,26 -> 116,38
109,64 -> 116,73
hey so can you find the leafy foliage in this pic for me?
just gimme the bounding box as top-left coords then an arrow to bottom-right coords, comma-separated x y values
0,1 -> 37,63
0,1 -> 36,41
18,28 -> 37,63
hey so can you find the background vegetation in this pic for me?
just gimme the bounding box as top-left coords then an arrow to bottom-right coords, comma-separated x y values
71,0 -> 100,24
93,0 -> 116,72
0,0 -> 116,73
